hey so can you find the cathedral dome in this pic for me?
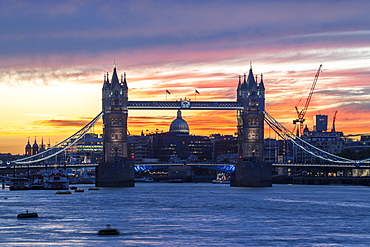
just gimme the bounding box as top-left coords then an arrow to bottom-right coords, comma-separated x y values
169,110 -> 189,134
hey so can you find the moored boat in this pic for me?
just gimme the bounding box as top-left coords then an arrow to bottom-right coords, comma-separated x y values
42,167 -> 69,190
212,173 -> 230,184
9,177 -> 30,190
55,191 -> 72,194
69,167 -> 96,184
88,187 -> 101,190
29,174 -> 44,190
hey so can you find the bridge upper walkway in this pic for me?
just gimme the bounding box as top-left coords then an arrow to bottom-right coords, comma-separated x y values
128,101 -> 243,110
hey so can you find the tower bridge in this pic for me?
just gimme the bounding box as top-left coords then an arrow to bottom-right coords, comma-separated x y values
97,64 -> 268,187
6,64 -> 370,187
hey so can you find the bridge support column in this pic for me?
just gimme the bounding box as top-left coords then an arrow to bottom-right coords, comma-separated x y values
233,66 -> 272,187
96,161 -> 135,187
231,161 -> 272,187
99,65 -> 135,187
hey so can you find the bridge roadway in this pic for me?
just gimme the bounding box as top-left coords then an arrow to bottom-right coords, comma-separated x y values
0,162 -> 234,169
273,163 -> 370,168
2,162 -> 370,170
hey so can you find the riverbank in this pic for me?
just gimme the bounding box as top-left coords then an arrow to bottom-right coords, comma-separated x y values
273,176 -> 370,186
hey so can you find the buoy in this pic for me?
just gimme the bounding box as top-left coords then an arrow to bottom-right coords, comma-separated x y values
55,191 -> 72,194
88,187 -> 101,190
17,210 -> 38,218
97,224 -> 120,235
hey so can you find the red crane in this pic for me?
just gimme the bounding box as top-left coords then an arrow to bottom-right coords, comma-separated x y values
293,64 -> 323,136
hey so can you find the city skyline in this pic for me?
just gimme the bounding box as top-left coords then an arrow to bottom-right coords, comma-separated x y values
1,0 -> 370,154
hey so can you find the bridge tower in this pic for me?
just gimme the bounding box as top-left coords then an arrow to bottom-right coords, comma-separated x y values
231,65 -> 272,187
95,65 -> 135,187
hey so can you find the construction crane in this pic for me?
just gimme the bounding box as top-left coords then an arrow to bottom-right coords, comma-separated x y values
293,64 -> 323,137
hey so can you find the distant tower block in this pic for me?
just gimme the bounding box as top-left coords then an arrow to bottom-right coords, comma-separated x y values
232,66 -> 272,187
314,115 -> 328,132
96,65 -> 135,187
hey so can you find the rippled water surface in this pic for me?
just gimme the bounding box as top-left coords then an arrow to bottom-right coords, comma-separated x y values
1,183 -> 370,246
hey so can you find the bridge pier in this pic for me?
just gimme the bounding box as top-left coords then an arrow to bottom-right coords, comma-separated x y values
231,161 -> 272,187
95,161 -> 135,187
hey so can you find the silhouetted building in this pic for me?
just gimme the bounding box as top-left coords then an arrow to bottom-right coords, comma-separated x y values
32,137 -> 39,155
25,137 -> 32,156
39,138 -> 46,153
302,126 -> 345,155
210,134 -> 238,162
128,133 -> 150,160
149,110 -> 213,162
314,115 -> 328,132
66,133 -> 103,163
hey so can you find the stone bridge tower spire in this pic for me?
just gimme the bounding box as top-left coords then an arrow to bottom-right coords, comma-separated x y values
232,64 -> 271,187
96,64 -> 134,187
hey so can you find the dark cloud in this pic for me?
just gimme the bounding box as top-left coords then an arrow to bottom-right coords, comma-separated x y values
1,1 -> 370,58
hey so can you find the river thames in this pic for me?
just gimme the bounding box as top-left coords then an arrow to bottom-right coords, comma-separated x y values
1,183 -> 370,246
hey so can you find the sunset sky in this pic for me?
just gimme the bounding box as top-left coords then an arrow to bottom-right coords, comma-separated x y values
1,0 -> 370,155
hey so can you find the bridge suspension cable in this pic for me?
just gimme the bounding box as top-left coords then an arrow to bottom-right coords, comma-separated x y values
9,110 -> 369,165
264,111 -> 369,164
12,112 -> 103,165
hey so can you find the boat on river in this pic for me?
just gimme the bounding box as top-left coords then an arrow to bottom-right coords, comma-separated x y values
9,177 -> 30,190
17,210 -> 38,218
42,167 -> 69,190
97,224 -> 120,235
69,167 -> 96,184
212,173 -> 230,184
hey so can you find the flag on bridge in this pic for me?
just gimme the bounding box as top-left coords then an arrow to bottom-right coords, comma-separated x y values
166,89 -> 171,94
195,89 -> 200,94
